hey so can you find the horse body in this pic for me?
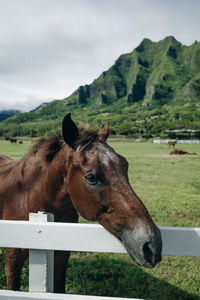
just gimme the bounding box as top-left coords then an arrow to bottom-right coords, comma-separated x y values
0,149 -> 76,221
168,140 -> 177,148
0,143 -> 78,292
0,114 -> 162,293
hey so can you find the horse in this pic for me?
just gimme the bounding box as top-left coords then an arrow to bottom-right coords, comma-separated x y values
9,138 -> 17,143
167,140 -> 177,149
170,149 -> 197,155
0,113 -> 162,293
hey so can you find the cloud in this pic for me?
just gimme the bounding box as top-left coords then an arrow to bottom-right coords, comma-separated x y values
0,0 -> 200,111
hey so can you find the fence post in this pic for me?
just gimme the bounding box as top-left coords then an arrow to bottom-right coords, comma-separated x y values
29,211 -> 54,293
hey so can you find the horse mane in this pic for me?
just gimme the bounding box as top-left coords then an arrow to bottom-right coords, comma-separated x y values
28,133 -> 64,163
28,128 -> 99,163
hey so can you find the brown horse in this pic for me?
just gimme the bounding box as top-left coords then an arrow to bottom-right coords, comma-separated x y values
9,138 -> 17,143
167,140 -> 177,149
0,114 -> 162,293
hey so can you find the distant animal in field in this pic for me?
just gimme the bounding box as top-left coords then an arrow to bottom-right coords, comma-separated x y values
9,138 -> 17,143
170,149 -> 197,155
0,113 -> 162,293
18,141 -> 23,144
167,140 -> 177,149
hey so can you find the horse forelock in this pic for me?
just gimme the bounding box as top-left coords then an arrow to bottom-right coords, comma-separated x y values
74,128 -> 99,153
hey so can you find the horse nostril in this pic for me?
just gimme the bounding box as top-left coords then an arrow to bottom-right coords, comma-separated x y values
143,242 -> 153,263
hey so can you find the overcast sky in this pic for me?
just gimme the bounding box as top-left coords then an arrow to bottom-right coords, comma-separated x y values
0,0 -> 200,112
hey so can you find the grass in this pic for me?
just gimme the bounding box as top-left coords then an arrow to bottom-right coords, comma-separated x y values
0,140 -> 32,160
0,140 -> 200,299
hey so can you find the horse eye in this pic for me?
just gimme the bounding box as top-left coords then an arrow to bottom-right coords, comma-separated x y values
85,174 -> 98,185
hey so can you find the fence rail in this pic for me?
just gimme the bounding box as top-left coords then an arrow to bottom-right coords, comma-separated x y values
0,212 -> 199,300
153,139 -> 200,144
0,220 -> 200,256
0,290 -> 144,300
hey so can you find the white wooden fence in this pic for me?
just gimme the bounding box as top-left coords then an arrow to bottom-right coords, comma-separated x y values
153,139 -> 200,144
0,212 -> 199,300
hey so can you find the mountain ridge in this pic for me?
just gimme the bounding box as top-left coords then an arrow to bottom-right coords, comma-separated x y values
0,36 -> 200,138
0,109 -> 21,122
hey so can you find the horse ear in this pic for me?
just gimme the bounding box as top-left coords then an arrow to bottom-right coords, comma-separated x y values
98,123 -> 110,141
62,113 -> 79,148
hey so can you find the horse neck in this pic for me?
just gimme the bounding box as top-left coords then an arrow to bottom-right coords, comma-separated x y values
41,145 -> 73,200
41,145 -> 80,220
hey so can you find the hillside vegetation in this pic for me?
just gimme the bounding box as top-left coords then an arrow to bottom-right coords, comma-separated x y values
0,36 -> 200,138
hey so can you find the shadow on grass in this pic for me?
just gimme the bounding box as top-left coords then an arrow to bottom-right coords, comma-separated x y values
0,250 -> 199,300
66,253 -> 200,300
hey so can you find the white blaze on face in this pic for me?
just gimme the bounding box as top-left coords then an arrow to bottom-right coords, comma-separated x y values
94,142 -> 119,167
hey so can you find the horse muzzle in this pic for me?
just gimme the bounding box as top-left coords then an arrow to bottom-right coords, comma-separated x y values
120,225 -> 162,268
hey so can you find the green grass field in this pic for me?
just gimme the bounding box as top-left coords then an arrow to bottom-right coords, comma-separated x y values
0,140 -> 199,299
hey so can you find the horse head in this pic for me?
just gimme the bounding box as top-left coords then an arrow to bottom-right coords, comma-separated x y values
63,113 -> 162,268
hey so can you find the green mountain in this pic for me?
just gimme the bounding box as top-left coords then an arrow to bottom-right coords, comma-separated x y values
0,110 -> 20,122
1,36 -> 200,138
